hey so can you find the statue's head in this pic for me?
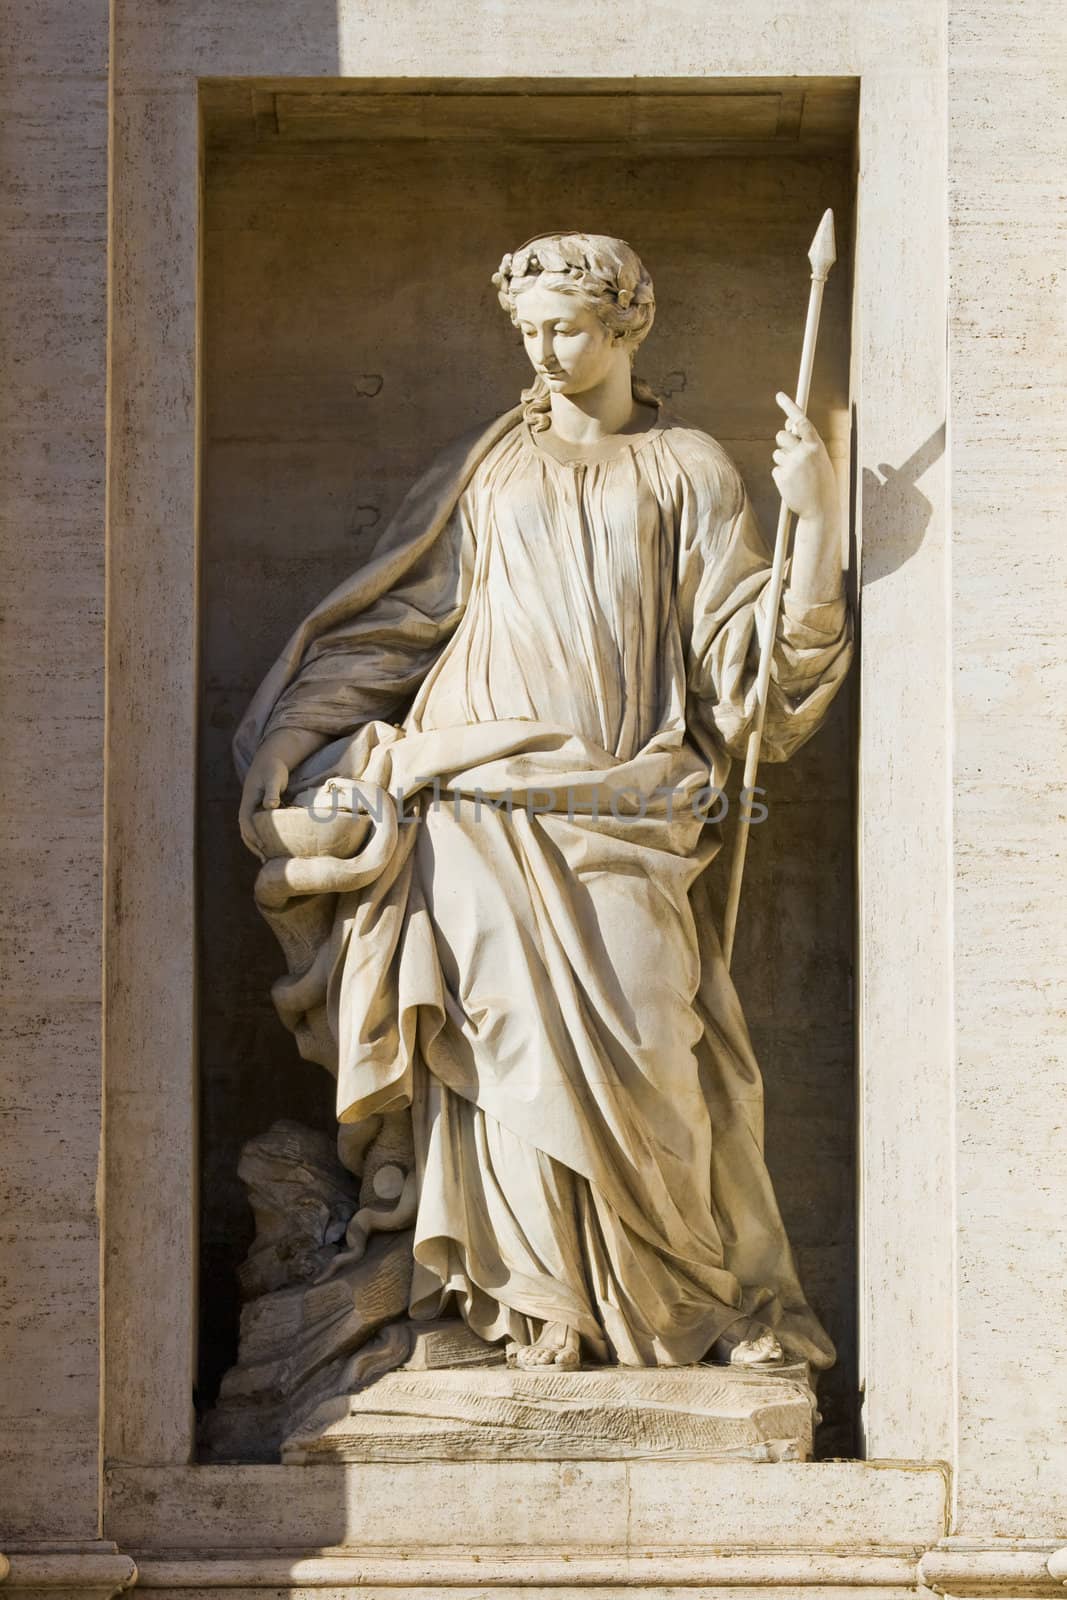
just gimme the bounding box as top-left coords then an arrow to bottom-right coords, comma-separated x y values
492,233 -> 656,424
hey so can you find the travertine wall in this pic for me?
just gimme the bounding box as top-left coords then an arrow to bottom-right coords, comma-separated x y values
198,130 -> 858,1446
948,0 -> 1067,1529
0,0 -> 109,1543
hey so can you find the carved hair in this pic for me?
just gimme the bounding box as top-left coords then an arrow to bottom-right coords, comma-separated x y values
492,233 -> 659,430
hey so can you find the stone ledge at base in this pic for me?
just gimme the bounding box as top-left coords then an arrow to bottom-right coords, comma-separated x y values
280,1361 -> 817,1463
0,1547 -> 137,1599
918,1541 -> 1067,1595
6,1543 -> 1067,1596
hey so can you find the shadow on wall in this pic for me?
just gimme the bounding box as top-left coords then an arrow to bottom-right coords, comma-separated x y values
859,421 -> 945,584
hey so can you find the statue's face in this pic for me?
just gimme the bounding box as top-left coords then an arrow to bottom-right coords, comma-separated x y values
513,283 -> 620,396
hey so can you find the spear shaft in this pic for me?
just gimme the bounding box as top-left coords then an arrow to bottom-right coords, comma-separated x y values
721,209 -> 837,971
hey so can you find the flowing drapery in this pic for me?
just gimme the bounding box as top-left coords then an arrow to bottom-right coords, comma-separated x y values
236,412 -> 852,1367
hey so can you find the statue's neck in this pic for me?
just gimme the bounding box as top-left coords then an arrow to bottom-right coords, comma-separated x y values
547,361 -> 636,445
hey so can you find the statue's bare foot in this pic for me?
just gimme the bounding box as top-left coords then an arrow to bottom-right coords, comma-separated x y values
728,1328 -> 783,1366
711,1321 -> 784,1367
509,1322 -> 580,1371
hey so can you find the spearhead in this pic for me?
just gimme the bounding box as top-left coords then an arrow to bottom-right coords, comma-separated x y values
808,208 -> 837,283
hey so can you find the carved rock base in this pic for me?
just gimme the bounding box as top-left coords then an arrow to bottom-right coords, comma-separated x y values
200,1232 -> 414,1462
280,1362 -> 817,1463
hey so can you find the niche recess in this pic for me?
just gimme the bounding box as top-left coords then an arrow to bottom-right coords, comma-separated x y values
197,77 -> 859,1454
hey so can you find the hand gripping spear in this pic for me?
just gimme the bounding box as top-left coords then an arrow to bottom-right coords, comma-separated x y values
720,208 -> 837,971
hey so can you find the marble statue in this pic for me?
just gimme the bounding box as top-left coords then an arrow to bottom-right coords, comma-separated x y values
233,233 -> 852,1387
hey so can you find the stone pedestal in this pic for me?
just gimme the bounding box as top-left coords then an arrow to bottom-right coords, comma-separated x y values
281,1363 -> 817,1464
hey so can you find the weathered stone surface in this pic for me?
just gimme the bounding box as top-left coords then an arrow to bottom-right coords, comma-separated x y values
236,1119 -> 358,1300
202,1231 -> 413,1461
404,1316 -> 508,1372
105,1455 -> 948,1556
947,0 -> 1067,1533
280,1364 -> 817,1464
236,1231 -> 412,1390
0,0 -> 109,1541
202,1110 -> 431,1459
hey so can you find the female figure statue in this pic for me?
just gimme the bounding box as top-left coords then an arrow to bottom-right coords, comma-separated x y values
235,234 -> 852,1373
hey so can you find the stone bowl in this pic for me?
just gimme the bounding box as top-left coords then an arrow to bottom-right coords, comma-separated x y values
253,804 -> 372,861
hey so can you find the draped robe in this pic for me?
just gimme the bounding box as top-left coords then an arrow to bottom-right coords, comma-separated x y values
235,407 -> 853,1368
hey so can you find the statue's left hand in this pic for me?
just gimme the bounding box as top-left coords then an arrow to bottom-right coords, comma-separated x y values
771,392 -> 838,525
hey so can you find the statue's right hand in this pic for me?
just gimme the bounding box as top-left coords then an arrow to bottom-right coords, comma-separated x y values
239,751 -> 290,861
